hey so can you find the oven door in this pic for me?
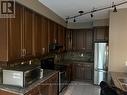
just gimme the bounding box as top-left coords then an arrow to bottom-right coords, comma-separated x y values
24,68 -> 40,87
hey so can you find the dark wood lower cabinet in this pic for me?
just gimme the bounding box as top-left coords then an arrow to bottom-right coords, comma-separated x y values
40,80 -> 50,95
49,73 -> 58,95
0,90 -> 18,95
26,73 -> 58,95
25,86 -> 40,95
66,64 -> 72,82
72,62 -> 93,82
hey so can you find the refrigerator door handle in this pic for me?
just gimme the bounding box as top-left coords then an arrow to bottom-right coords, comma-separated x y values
95,68 -> 106,71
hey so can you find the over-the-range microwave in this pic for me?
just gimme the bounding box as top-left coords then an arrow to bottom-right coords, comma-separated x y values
3,65 -> 41,87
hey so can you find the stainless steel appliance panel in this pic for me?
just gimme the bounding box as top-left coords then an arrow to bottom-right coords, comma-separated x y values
94,42 -> 108,70
94,69 -> 107,85
3,70 -> 23,87
94,42 -> 108,85
3,66 -> 41,87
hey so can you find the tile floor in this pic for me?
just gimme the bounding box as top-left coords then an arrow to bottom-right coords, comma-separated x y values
60,81 -> 100,95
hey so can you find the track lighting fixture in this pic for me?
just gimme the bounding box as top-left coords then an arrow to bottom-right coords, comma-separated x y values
113,5 -> 117,12
66,19 -> 68,23
90,13 -> 94,18
73,18 -> 76,22
66,1 -> 127,23
79,10 -> 84,15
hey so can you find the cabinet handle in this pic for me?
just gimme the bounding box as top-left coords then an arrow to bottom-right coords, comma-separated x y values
21,49 -> 26,57
21,49 -> 23,57
42,48 -> 45,54
24,49 -> 27,55
21,49 -> 25,57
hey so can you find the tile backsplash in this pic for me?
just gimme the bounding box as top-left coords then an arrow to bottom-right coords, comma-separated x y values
63,51 -> 94,62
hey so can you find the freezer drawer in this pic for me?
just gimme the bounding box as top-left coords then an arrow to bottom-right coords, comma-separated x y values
94,70 -> 107,85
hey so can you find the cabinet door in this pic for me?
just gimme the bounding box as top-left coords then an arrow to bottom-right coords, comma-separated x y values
72,64 -> 82,81
94,27 -> 109,41
86,30 -> 93,52
25,86 -> 40,95
40,84 -> 49,95
42,17 -> 48,54
65,29 -> 72,51
0,90 -> 18,95
0,18 -> 8,61
76,30 -> 84,50
53,23 -> 58,43
48,20 -> 54,44
72,63 -> 93,81
8,3 -> 22,61
23,7 -> 33,57
72,31 -> 77,50
33,13 -> 42,56
40,78 -> 50,95
67,64 -> 72,82
58,26 -> 65,45
49,73 -> 58,95
84,64 -> 92,80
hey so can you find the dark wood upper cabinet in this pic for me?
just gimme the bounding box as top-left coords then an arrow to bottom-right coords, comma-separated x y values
33,13 -> 42,56
53,23 -> 58,43
58,25 -> 65,51
65,29 -> 72,51
0,3 -> 23,61
48,20 -> 54,44
72,30 -> 77,50
22,7 -> 34,58
93,26 -> 109,41
42,17 -> 48,54
0,15 -> 8,61
69,27 -> 109,51
86,29 -> 93,52
8,3 -> 23,61
76,30 -> 85,50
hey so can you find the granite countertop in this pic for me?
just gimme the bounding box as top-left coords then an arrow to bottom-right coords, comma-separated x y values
0,69 -> 58,95
62,60 -> 94,64
111,72 -> 127,91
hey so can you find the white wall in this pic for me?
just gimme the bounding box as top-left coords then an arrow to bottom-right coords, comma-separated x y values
16,0 -> 66,27
109,8 -> 127,72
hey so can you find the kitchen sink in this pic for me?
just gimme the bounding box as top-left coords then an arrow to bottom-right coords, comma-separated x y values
118,78 -> 127,84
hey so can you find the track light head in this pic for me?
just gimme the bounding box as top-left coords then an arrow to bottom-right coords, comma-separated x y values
90,13 -> 94,18
113,6 -> 117,12
78,10 -> 84,15
66,20 -> 68,23
73,18 -> 76,22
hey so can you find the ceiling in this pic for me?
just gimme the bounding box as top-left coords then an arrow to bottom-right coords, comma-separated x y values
39,0 -> 127,22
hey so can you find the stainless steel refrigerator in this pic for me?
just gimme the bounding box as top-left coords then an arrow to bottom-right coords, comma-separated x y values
94,42 -> 108,85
